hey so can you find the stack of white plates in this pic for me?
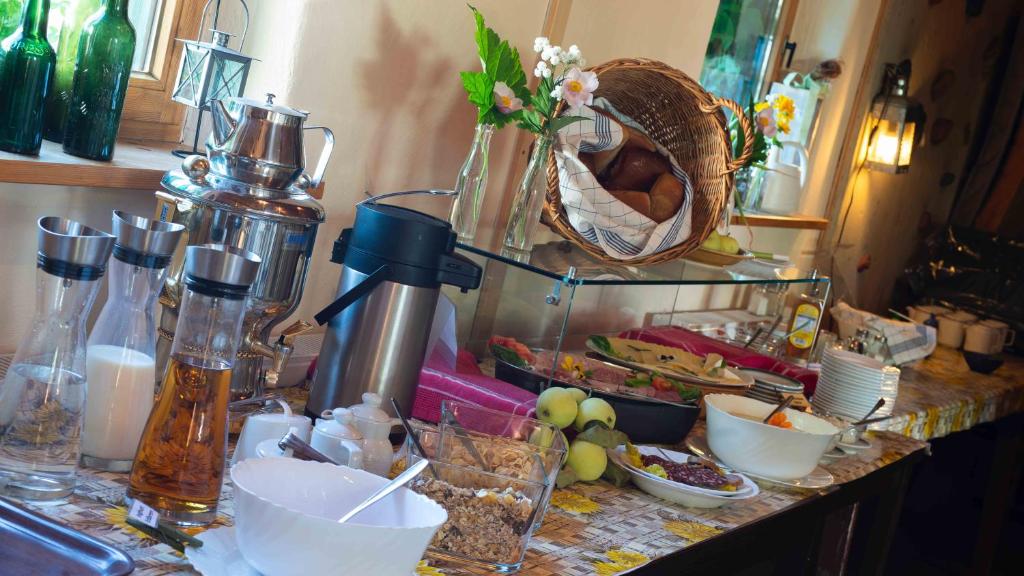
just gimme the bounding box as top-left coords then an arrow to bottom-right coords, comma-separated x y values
812,348 -> 899,420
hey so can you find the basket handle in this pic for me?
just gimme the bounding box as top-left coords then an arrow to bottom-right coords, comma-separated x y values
701,96 -> 754,174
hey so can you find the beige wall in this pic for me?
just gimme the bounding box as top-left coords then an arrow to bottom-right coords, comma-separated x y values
821,0 -> 1020,312
0,0 -> 890,352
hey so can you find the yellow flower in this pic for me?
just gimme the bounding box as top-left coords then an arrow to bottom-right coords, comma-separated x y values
561,355 -> 576,371
664,519 -> 723,543
754,101 -> 770,113
593,549 -> 650,575
772,94 -> 796,121
777,117 -> 791,135
550,489 -> 601,514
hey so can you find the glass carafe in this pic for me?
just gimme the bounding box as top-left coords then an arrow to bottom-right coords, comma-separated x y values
81,212 -> 184,472
0,217 -> 114,501
129,244 -> 261,526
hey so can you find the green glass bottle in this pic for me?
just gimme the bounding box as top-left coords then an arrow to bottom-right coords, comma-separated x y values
0,0 -> 54,155
0,0 -> 23,40
43,0 -> 102,142
62,0 -> 134,161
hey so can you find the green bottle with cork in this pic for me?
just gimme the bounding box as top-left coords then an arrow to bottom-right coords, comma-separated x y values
0,0 -> 55,155
62,0 -> 135,160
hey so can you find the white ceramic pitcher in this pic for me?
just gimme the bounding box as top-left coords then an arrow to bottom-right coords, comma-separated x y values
759,142 -> 808,215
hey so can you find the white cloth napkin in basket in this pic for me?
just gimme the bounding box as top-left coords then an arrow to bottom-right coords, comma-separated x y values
554,99 -> 695,260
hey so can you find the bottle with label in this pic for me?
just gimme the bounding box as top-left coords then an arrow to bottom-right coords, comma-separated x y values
785,271 -> 825,363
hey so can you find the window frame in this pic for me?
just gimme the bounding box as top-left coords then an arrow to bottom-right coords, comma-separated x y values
118,0 -> 204,143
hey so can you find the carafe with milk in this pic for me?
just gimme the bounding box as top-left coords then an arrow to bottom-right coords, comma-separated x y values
81,211 -> 184,471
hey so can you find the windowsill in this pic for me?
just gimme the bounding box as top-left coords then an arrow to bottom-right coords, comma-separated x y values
0,139 -> 325,200
730,213 -> 829,230
0,139 -> 181,191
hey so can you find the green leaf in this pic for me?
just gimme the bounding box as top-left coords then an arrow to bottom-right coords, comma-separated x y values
587,335 -> 615,357
577,421 -> 630,449
623,374 -> 651,388
556,465 -> 578,488
460,71 -> 494,110
491,344 -> 528,368
467,5 -> 528,117
601,459 -> 631,487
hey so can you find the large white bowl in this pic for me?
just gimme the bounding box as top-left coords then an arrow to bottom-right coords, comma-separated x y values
230,457 -> 447,576
705,394 -> 838,480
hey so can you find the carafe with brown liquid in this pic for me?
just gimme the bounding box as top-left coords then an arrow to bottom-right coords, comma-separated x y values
128,245 -> 260,526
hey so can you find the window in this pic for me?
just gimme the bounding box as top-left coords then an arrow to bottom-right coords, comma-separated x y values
700,0 -> 788,105
2,0 -> 203,144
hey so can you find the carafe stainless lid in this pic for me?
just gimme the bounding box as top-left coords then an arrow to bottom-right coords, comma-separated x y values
112,211 -> 185,258
185,244 -> 261,290
37,216 -> 115,279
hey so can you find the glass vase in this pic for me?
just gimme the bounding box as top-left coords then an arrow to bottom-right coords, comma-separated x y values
42,0 -> 102,142
62,0 -> 135,160
502,133 -> 554,262
448,123 -> 495,244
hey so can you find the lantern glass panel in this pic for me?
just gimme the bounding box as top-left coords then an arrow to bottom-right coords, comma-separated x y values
172,43 -> 212,108
208,54 -> 249,102
865,98 -> 912,174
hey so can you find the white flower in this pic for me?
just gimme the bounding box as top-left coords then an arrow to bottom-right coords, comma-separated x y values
492,81 -> 523,114
560,67 -> 599,110
541,44 -> 562,63
534,61 -> 550,78
549,54 -> 561,66
542,67 -> 552,78
550,86 -> 563,99
568,44 -> 581,57
533,37 -> 550,53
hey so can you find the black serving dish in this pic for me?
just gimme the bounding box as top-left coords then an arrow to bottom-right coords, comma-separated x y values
0,496 -> 135,575
963,351 -> 1004,374
494,358 -> 700,444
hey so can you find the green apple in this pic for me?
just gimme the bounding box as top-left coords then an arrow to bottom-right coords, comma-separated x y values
701,231 -> 723,251
536,387 -> 578,429
566,387 -> 588,404
527,426 -> 556,448
574,397 -> 616,431
719,235 -> 740,255
567,439 -> 608,481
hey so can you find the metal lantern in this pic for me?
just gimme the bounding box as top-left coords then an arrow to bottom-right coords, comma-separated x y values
170,0 -> 254,157
864,66 -> 916,174
171,29 -> 253,109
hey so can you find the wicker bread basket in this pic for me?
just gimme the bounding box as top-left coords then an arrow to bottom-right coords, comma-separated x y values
544,58 -> 754,265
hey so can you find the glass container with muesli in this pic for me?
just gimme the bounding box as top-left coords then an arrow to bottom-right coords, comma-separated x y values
406,456 -> 546,573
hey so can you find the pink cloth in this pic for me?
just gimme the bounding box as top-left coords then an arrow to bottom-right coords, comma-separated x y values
412,350 -> 538,423
618,326 -> 818,396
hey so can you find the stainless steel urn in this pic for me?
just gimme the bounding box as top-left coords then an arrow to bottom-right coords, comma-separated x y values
307,197 -> 482,418
155,95 -> 332,401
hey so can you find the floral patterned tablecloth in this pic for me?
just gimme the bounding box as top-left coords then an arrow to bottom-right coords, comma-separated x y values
18,419 -> 926,576
13,344 -> 1024,575
875,346 -> 1024,440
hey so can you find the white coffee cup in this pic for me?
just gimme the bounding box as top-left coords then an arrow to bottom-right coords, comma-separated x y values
233,400 -> 312,465
972,319 -> 1016,354
937,311 -> 977,349
908,305 -> 949,325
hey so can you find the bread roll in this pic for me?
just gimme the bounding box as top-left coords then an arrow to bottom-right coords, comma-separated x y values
649,173 -> 685,223
606,148 -> 671,191
608,190 -> 652,219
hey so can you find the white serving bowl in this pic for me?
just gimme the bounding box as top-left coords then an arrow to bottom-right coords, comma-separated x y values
705,394 -> 838,480
230,457 -> 447,576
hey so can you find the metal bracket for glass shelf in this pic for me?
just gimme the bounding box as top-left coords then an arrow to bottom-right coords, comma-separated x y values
546,266 -> 576,305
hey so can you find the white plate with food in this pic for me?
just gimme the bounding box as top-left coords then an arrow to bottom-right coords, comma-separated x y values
684,434 -> 835,490
609,446 -> 759,508
586,336 -> 754,389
